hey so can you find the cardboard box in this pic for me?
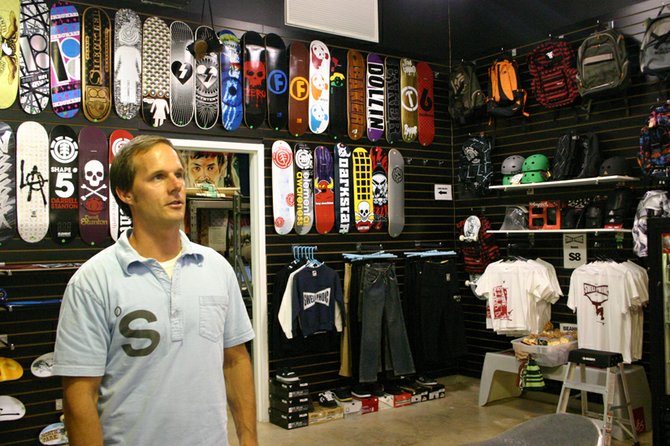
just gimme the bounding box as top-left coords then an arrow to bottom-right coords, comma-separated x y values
378,394 -> 394,410
353,396 -> 378,414
428,383 -> 446,400
336,398 -> 362,416
269,394 -> 311,413
411,387 -> 429,403
308,403 -> 344,425
393,391 -> 413,407
269,408 -> 308,430
269,379 -> 310,399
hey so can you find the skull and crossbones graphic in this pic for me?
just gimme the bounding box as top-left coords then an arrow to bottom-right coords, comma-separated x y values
81,160 -> 108,201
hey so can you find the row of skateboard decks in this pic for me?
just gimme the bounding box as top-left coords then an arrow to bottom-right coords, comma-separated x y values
0,120 -> 133,246
0,1 -> 435,144
272,140 -> 405,237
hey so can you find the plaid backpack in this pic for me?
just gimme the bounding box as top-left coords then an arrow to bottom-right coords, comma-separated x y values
638,100 -> 670,181
527,39 -> 579,109
486,59 -> 529,118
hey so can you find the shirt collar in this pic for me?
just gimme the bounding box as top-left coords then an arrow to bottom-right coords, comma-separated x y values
116,229 -> 204,274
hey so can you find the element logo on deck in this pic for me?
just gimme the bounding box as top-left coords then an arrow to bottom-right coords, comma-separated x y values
272,144 -> 292,169
50,136 -> 78,163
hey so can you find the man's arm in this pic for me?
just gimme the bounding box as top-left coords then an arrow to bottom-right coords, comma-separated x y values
223,343 -> 257,446
62,376 -> 104,446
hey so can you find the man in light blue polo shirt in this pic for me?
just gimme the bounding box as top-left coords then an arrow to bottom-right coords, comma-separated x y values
53,135 -> 257,446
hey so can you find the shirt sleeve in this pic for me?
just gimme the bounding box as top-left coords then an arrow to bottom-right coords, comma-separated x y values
222,263 -> 255,348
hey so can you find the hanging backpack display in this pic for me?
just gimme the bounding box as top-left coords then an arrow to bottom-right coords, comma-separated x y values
458,134 -> 494,196
575,28 -> 630,98
448,61 -> 485,123
638,100 -> 670,181
551,131 -> 600,181
640,6 -> 670,80
527,39 -> 579,109
486,58 -> 529,118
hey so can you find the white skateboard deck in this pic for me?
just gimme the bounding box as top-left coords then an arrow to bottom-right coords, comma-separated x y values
272,140 -> 295,235
31,351 -> 54,378
308,40 -> 329,134
16,121 -> 49,243
39,421 -> 68,445
108,130 -> 132,241
0,395 -> 25,421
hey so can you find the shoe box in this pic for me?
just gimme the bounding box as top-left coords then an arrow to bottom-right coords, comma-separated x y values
269,378 -> 310,430
269,378 -> 310,399
426,383 -> 446,400
269,393 -> 311,413
379,391 -> 413,410
308,403 -> 344,425
352,395 -> 379,414
335,398 -> 362,417
269,407 -> 309,430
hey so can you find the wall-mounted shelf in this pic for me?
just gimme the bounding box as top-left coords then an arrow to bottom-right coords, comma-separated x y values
489,175 -> 639,192
488,228 -> 632,235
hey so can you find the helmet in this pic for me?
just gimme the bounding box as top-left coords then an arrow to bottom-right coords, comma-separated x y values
521,171 -> 548,183
502,175 -> 512,185
501,155 -> 525,175
522,154 -> 550,172
598,156 -> 628,177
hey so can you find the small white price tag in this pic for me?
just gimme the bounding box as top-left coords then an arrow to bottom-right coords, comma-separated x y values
563,233 -> 587,269
434,184 -> 452,200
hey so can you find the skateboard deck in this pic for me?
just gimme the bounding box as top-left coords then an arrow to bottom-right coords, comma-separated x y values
385,57 -> 401,144
194,25 -> 219,130
366,53 -> 385,142
271,140 -> 295,235
294,142 -> 313,235
265,33 -> 288,131
78,126 -> 108,245
39,422 -> 68,445
416,61 -> 435,146
0,0 -> 19,109
370,146 -> 388,231
113,8 -> 141,120
288,41 -> 309,137
400,58 -> 418,143
48,125 -> 78,244
0,122 -> 17,244
49,1 -> 80,119
329,47 -> 347,139
218,29 -> 243,131
0,395 -> 25,421
241,31 -> 266,129
352,147 -> 373,232
108,129 -> 133,241
308,40 -> 330,134
19,0 -> 50,115
169,21 -> 194,127
387,148 -> 404,238
333,142 -> 352,234
16,121 -> 49,243
31,351 -> 54,378
347,49 -> 365,140
313,145 -> 334,234
81,7 -> 111,122
142,17 -> 170,128
0,357 -> 23,381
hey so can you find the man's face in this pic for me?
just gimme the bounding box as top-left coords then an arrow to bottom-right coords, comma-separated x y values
188,154 -> 222,185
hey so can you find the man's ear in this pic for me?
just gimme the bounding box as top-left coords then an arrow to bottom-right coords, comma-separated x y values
115,187 -> 134,206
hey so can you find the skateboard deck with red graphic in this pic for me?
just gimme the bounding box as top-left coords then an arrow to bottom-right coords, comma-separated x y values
218,29 -> 243,131
271,140 -> 295,235
264,33 -> 288,131
387,148 -> 404,238
78,126 -> 108,245
333,142 -> 352,234
369,146 -> 388,231
242,31 -> 266,129
0,122 -> 16,244
81,7 -> 111,122
385,57 -> 401,144
16,121 -> 49,243
19,0 -> 50,115
109,129 -> 132,241
142,17 -> 170,128
347,49 -> 365,140
288,42 -> 309,137
308,40 -> 330,134
169,21 -> 194,127
48,125 -> 78,244
352,147 -> 373,232
0,0 -> 19,110
366,53 -> 385,142
313,145 -> 334,234
416,61 -> 435,146
329,47 -> 347,139
400,58 -> 418,143
113,8 -> 141,120
0,395 -> 25,421
194,25 -> 219,130
294,142 -> 313,235
49,1 -> 80,119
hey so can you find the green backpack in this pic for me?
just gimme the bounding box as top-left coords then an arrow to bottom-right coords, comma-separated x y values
576,28 -> 630,98
448,61 -> 485,123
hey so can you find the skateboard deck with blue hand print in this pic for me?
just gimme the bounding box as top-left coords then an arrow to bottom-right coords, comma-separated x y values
218,29 -> 243,131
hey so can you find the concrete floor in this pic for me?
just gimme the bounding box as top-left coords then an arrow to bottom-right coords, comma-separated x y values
228,375 -> 652,446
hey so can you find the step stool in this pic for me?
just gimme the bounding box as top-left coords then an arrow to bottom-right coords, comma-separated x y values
556,348 -> 639,446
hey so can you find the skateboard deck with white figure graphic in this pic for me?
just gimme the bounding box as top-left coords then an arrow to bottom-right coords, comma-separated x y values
81,7 -> 111,122
0,0 -> 20,110
194,25 -> 219,130
387,148 -> 404,238
313,145 -> 334,234
329,47 -> 347,139
366,53 -> 385,142
16,121 -> 49,243
369,146 -> 388,231
385,57 -> 401,144
400,58 -> 418,143
49,1 -> 80,119
78,126 -> 108,245
0,122 -> 17,244
308,40 -> 330,134
242,31 -> 266,129
169,21 -> 194,127
288,41 -> 309,137
271,140 -> 295,235
142,16 -> 170,128
48,125 -> 78,244
347,49 -> 365,140
218,29 -> 243,131
352,147 -> 373,232
264,33 -> 288,131
333,142 -> 352,234
416,61 -> 435,146
109,129 -> 132,241
113,8 -> 141,120
293,142 -> 313,235
19,0 -> 50,115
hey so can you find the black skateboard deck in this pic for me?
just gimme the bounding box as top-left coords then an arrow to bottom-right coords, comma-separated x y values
347,49 -> 365,140
333,142 -> 352,234
49,125 -> 78,244
170,21 -> 195,127
194,25 -> 219,130
370,146 -> 388,231
141,16 -> 170,128
313,145 -> 334,234
81,7 -> 111,122
16,121 -> 49,243
0,122 -> 16,244
113,8 -> 141,120
78,126 -> 108,245
19,0 -> 50,115
294,142 -> 313,235
385,57 -> 401,144
329,47 -> 347,139
264,33 -> 288,131
242,31 -> 266,129
49,1 -> 80,119
218,29 -> 243,131
288,42 -> 309,137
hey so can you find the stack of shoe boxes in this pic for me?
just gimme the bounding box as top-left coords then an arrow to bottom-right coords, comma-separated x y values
269,379 -> 310,430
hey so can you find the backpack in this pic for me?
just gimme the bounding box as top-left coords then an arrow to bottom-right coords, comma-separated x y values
575,28 -> 630,98
456,216 -> 500,275
640,7 -> 670,80
458,135 -> 494,196
638,100 -> 670,180
551,131 -> 600,180
486,59 -> 529,118
448,62 -> 485,122
527,39 -> 579,109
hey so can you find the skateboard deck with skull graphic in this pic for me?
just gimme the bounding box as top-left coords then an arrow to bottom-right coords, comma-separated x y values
113,8 -> 141,120
347,49 -> 365,141
385,57 -> 401,144
48,125 -> 78,244
0,122 -> 17,244
366,53 -> 385,142
293,142 -> 313,235
81,7 -> 111,122
333,142 -> 352,234
313,145 -> 335,234
271,140 -> 294,235
288,41 -> 309,137
416,61 -> 435,146
78,126 -> 108,245
264,33 -> 288,131
49,1 -> 80,119
19,0 -> 50,115
329,47 -> 347,139
387,148 -> 404,238
218,29 -> 243,132
352,147 -> 373,232
400,58 -> 418,143
169,20 -> 194,127
241,30 -> 266,129
142,16 -> 170,128
308,40 -> 330,134
109,129 -> 132,241
0,0 -> 20,109
16,121 -> 49,243
369,146 -> 388,231
194,25 -> 219,130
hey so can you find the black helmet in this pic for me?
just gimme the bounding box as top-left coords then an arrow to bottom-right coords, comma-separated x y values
598,156 -> 628,177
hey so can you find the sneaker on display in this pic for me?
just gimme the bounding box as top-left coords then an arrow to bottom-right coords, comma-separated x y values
415,375 -> 438,386
317,390 -> 338,408
333,386 -> 352,401
382,382 -> 405,395
351,384 -> 372,398
275,368 -> 300,383
371,382 -> 385,397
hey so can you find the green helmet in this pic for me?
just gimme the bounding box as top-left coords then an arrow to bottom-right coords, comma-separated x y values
502,175 -> 512,185
521,171 -> 548,184
522,154 -> 550,172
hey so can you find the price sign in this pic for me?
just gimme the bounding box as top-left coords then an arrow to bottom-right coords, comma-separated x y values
563,233 -> 587,269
